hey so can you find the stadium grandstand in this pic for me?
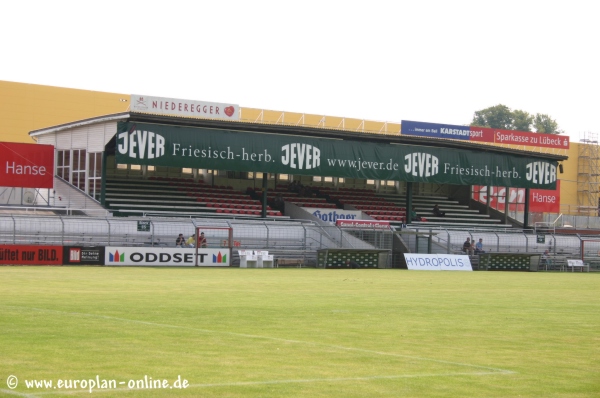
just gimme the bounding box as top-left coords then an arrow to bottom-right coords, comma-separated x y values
2,81 -> 600,270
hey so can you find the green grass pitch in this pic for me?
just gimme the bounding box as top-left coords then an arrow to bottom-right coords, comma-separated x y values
1,267 -> 599,397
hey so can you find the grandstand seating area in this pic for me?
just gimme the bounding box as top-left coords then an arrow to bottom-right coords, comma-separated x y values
250,185 -> 337,209
105,177 -> 284,218
377,193 -> 512,228
104,177 -> 508,228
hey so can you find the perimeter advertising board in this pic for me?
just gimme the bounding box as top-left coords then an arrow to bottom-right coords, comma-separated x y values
115,122 -> 557,189
473,180 -> 560,213
401,120 -> 570,149
0,245 -> 62,265
63,246 -> 105,265
310,209 -> 360,223
0,142 -> 54,188
404,254 -> 472,271
130,95 -> 240,121
105,247 -> 230,266
336,219 -> 391,229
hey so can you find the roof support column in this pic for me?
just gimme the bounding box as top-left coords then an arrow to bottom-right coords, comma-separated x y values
405,182 -> 413,223
100,150 -> 107,206
523,188 -> 530,228
261,173 -> 268,218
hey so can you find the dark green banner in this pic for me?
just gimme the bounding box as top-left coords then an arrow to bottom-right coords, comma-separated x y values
115,122 -> 557,189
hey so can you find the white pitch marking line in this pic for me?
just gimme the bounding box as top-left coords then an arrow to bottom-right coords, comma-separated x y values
0,388 -> 37,397
4,305 -> 516,375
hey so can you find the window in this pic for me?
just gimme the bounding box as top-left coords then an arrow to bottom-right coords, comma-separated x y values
313,176 -> 322,182
182,168 -> 192,174
87,152 -> 102,201
57,150 -> 71,180
72,149 -> 87,190
366,179 -> 375,185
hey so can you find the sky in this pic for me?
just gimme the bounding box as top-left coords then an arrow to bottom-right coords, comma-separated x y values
2,0 -> 599,142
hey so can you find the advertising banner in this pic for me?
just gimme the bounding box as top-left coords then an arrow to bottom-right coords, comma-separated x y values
404,254 -> 472,271
401,120 -> 569,149
0,142 -> 54,188
473,180 -> 560,213
104,247 -> 230,266
115,122 -> 557,189
310,209 -> 361,223
63,246 -> 105,265
336,219 -> 391,229
0,245 -> 63,265
130,94 -> 239,121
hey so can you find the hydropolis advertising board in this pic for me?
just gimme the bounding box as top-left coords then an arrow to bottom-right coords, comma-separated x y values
404,254 -> 473,271
105,247 -> 230,266
115,122 -> 558,189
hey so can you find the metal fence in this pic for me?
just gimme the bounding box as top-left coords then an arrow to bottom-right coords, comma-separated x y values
404,225 -> 590,257
0,215 -> 394,251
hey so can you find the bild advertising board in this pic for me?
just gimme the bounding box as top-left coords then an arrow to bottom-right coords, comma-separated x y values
105,247 -> 230,266
63,246 -> 105,265
0,245 -> 63,265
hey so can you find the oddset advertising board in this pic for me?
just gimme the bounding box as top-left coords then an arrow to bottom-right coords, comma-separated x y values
105,247 -> 230,266
401,120 -> 569,149
0,142 -> 54,188
404,254 -> 473,271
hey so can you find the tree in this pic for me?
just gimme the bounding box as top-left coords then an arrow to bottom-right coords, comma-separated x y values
533,113 -> 562,134
471,104 -> 514,130
512,110 -> 533,132
471,105 -> 562,134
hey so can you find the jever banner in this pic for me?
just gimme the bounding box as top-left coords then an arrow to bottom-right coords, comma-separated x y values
115,122 -> 558,189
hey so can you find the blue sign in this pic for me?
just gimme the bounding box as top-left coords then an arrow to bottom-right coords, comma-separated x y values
401,120 -> 471,141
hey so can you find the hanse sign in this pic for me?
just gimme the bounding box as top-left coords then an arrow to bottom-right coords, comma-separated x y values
115,122 -> 558,189
0,142 -> 54,188
130,94 -> 240,121
473,180 -> 560,213
401,120 -> 570,149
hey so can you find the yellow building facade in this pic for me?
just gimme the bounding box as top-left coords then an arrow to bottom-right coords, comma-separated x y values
0,80 -> 590,214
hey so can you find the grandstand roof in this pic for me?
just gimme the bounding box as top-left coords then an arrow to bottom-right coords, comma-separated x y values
29,111 -> 567,161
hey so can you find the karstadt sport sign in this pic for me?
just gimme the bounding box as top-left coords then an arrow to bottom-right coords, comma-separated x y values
115,122 -> 558,189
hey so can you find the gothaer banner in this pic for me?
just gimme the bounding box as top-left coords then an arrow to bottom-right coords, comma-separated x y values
115,122 -> 558,189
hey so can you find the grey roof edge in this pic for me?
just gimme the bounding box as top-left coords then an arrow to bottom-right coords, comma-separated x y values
29,112 -> 130,137
28,111 -> 568,161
